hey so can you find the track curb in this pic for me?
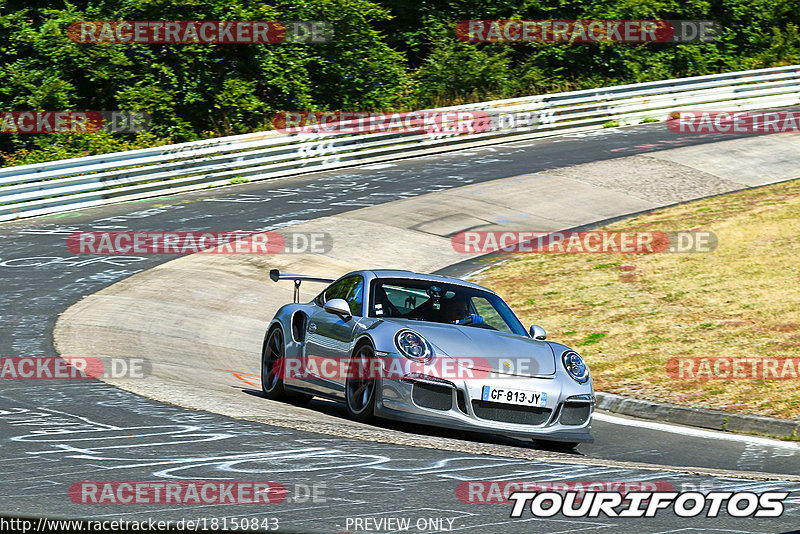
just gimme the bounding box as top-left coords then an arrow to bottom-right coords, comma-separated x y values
595,391 -> 800,440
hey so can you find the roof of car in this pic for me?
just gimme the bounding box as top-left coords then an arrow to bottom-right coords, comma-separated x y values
365,269 -> 494,293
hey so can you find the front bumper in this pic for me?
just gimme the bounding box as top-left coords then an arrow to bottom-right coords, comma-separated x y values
375,374 -> 594,443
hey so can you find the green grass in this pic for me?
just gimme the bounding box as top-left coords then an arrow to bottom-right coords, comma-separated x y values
471,178 -> 800,419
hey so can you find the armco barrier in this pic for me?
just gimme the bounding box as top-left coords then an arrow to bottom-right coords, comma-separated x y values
2,65 -> 799,221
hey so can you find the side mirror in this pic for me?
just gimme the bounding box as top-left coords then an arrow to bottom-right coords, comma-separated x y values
324,298 -> 352,321
530,325 -> 547,340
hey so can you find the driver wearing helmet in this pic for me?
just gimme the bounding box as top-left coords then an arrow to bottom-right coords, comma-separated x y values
443,295 -> 484,325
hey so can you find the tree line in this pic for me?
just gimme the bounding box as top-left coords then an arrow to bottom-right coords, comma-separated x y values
1,0 -> 798,165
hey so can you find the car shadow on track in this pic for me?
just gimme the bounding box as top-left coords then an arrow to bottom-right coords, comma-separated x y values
241,388 -> 584,455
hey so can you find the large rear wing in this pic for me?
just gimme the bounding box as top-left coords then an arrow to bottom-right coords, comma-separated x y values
269,269 -> 335,303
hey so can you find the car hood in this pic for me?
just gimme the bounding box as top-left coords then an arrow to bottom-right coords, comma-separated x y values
383,319 -> 556,377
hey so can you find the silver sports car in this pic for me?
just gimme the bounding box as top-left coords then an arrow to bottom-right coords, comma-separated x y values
262,269 -> 594,447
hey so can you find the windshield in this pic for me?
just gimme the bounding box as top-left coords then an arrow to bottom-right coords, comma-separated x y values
369,278 -> 527,336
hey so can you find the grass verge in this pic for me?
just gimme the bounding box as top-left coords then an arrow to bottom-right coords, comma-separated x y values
471,179 -> 800,419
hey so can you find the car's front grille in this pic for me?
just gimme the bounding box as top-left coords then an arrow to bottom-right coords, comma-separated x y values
411,382 -> 453,411
471,400 -> 552,426
559,402 -> 591,425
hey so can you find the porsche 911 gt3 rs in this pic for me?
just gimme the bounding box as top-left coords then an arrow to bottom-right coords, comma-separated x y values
262,269 -> 594,447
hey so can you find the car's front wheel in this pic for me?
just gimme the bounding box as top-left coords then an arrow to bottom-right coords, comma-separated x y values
261,327 -> 311,405
345,343 -> 377,422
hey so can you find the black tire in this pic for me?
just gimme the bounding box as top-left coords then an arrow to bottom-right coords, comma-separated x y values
345,343 -> 377,422
261,327 -> 312,404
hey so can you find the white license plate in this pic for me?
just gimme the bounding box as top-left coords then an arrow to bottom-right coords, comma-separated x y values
481,386 -> 547,407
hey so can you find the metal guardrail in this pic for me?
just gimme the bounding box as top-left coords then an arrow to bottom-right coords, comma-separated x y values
2,65 -> 799,221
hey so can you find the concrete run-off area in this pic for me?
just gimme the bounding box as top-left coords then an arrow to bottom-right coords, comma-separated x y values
54,133 -> 800,474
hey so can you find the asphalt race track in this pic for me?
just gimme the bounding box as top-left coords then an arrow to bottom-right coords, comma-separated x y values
2,124 -> 799,532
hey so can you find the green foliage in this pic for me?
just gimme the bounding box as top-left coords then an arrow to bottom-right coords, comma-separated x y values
1,0 -> 799,165
0,131 -> 172,166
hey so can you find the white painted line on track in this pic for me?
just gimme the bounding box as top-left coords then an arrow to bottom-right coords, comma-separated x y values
593,412 -> 800,450
360,163 -> 396,169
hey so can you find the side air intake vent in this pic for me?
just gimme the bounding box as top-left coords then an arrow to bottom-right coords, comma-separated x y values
291,312 -> 307,343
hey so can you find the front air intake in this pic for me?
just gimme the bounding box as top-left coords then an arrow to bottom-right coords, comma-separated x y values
471,400 -> 551,426
559,402 -> 591,425
411,383 -> 453,411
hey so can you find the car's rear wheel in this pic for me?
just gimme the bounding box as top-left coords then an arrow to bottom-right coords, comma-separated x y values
345,343 -> 377,422
261,327 -> 311,405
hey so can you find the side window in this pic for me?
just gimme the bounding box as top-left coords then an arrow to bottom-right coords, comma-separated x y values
322,276 -> 363,316
323,280 -> 345,301
342,277 -> 364,316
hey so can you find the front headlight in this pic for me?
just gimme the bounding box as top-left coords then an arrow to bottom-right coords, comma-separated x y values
395,329 -> 433,362
562,350 -> 589,383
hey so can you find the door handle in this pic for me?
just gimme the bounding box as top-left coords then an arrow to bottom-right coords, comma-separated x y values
308,323 -> 317,333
